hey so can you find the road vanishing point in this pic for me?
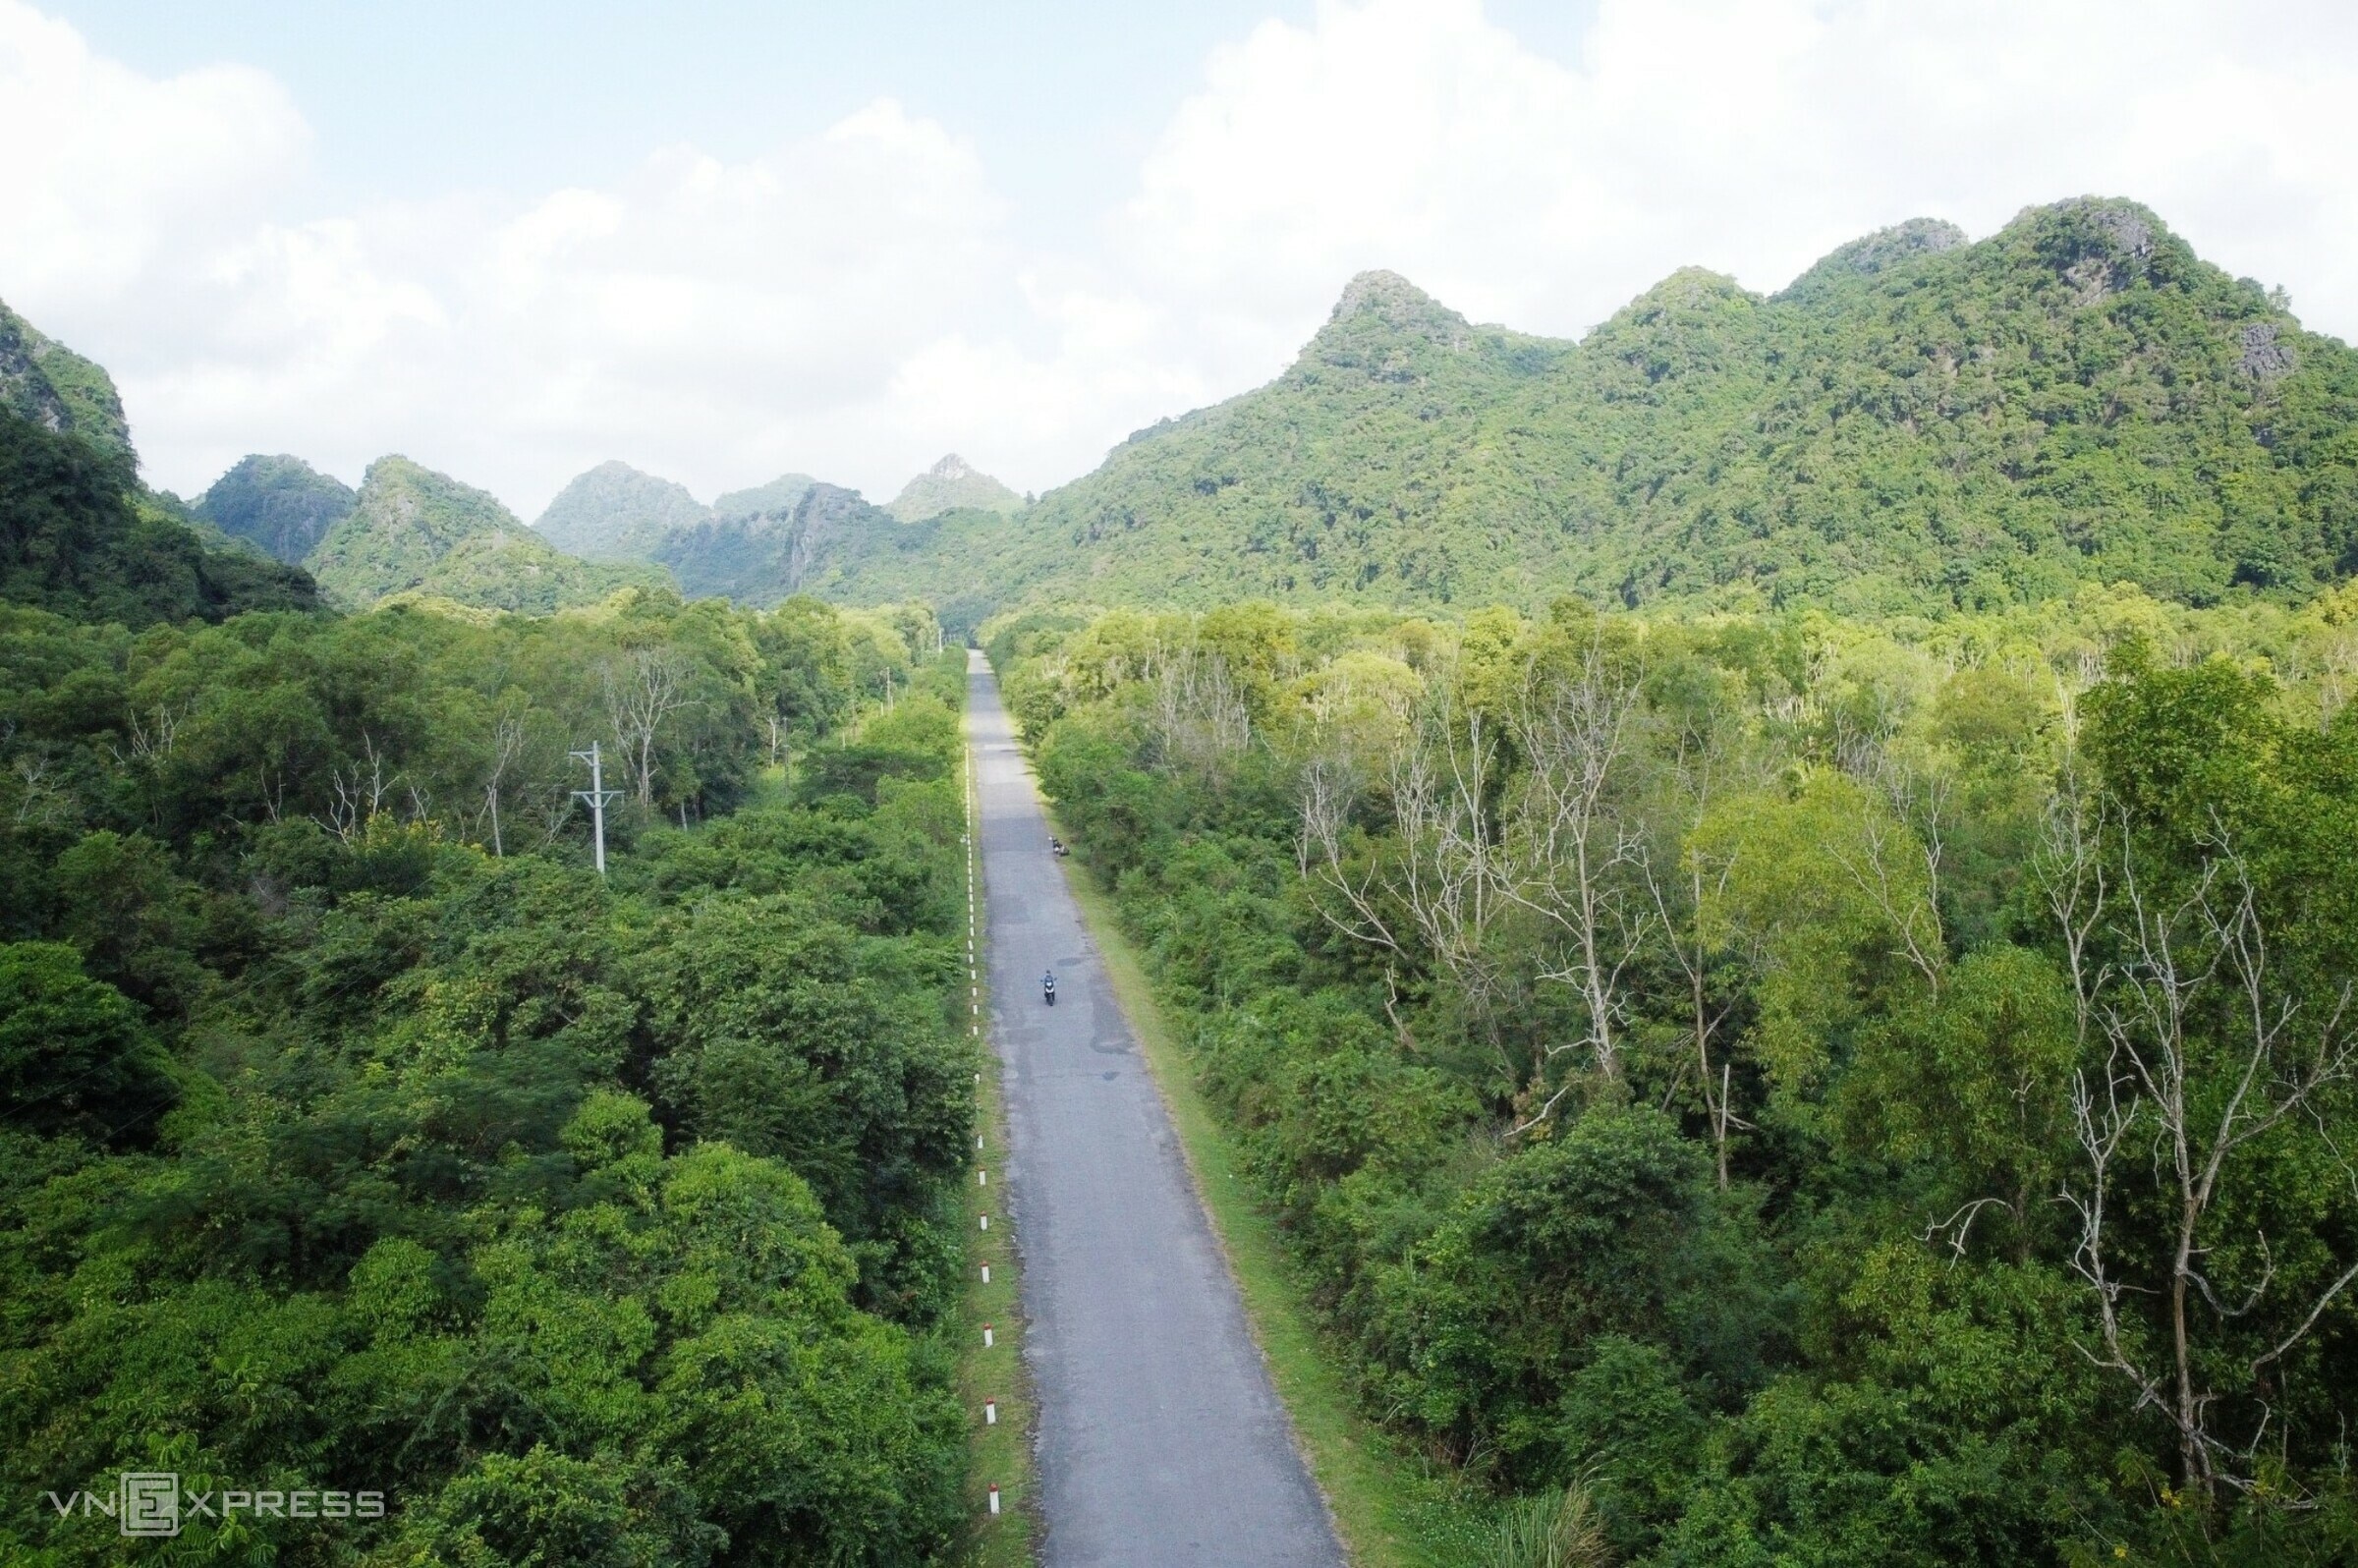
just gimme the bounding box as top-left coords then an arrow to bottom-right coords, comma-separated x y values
968,651 -> 1343,1567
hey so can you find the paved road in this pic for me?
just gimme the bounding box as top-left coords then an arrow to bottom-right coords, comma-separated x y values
969,652 -> 1341,1568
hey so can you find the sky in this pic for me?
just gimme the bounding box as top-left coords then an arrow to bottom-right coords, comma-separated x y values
7,0 -> 2358,522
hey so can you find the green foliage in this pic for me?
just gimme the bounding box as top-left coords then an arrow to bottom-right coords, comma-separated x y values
1489,1482 -> 1610,1568
0,941 -> 176,1146
308,455 -> 668,612
0,584 -> 977,1560
1005,588 -> 2358,1562
1,411 -> 320,627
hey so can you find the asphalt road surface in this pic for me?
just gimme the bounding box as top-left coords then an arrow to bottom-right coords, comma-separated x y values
969,652 -> 1342,1568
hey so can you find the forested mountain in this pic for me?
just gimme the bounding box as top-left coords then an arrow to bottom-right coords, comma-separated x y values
196,452 -> 357,564
309,454 -> 667,611
2,413 -> 319,626
845,198 -> 2358,617
533,459 -> 711,561
888,453 -> 1023,522
1,300 -> 318,626
0,297 -> 133,467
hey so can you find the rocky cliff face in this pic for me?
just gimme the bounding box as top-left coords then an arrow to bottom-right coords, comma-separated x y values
0,298 -> 134,466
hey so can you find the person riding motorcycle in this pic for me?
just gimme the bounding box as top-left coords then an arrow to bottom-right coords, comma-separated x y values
1042,970 -> 1057,1006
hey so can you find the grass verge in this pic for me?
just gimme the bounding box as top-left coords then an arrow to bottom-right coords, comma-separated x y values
959,740 -> 1039,1566
1044,812 -> 1491,1568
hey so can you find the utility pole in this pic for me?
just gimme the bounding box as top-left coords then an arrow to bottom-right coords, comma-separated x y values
570,740 -> 622,875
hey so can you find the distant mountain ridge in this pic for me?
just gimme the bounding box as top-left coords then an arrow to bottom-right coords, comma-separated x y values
308,456 -> 665,611
533,460 -> 709,561
887,453 -> 1022,522
810,196 -> 2358,617
523,459 -> 1004,612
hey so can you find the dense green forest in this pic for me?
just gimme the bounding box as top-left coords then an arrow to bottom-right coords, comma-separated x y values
0,388 -> 988,1558
992,584 -> 2358,1564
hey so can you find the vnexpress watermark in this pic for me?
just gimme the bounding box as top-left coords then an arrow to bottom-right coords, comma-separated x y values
42,1473 -> 385,1538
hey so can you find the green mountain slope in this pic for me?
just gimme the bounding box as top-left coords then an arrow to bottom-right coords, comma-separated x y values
532,458 -> 710,560
2,410 -> 317,625
0,298 -> 133,467
858,198 -> 2358,616
1,300 -> 317,625
887,453 -> 1022,522
197,453 -> 357,564
309,455 -> 665,611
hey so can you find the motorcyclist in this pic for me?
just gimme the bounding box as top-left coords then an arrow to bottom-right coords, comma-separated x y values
1042,970 -> 1057,1006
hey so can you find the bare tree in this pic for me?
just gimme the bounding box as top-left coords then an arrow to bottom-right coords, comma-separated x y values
1644,830 -> 1745,1187
2055,821 -> 2358,1503
482,711 -> 526,857
603,647 -> 694,810
325,733 -> 393,842
1299,680 -> 1509,1060
1497,642 -> 1651,1107
1148,645 -> 1253,782
119,700 -> 188,764
1830,710 -> 1949,993
12,754 -> 73,829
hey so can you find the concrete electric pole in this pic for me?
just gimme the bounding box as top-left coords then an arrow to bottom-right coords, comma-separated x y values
570,740 -> 623,875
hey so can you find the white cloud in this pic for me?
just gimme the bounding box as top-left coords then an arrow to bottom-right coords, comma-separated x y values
1115,0 -> 2358,356
0,0 -> 306,308
5,0 -> 2358,518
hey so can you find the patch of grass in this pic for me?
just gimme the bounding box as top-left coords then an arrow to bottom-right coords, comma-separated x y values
959,742 -> 1038,1567
1045,813 -> 1491,1568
